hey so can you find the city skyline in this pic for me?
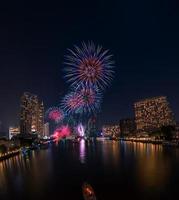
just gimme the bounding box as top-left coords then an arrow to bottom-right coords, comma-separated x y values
0,1 -> 179,131
0,92 -> 179,134
1,93 -> 178,134
0,1 -> 179,200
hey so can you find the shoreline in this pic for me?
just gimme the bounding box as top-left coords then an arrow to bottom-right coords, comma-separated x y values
0,149 -> 20,161
119,138 -> 179,147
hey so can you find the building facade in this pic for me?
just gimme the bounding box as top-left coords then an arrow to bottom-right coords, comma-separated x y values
120,118 -> 136,137
102,125 -> 120,138
9,127 -> 20,139
20,92 -> 44,136
44,122 -> 50,138
134,96 -> 175,134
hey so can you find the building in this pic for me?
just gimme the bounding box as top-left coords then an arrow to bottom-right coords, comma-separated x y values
20,92 -> 44,136
134,96 -> 175,134
102,125 -> 120,138
174,122 -> 179,139
9,127 -> 20,139
86,117 -> 97,137
120,118 -> 136,137
44,122 -> 50,138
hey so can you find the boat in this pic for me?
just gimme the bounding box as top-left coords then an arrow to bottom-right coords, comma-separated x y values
82,182 -> 97,200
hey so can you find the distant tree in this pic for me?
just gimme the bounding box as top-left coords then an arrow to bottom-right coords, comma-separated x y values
161,125 -> 175,141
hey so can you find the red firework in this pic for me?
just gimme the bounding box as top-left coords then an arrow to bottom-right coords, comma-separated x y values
53,125 -> 71,141
46,107 -> 64,122
61,92 -> 83,113
61,84 -> 102,115
74,84 -> 102,114
64,41 -> 115,90
79,57 -> 103,84
79,87 -> 96,106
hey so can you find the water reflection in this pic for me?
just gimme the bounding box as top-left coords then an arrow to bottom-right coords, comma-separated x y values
0,141 -> 179,200
0,149 -> 53,198
0,154 -> 28,194
121,142 -> 171,190
100,140 -> 120,169
79,139 -> 86,164
134,143 -> 170,189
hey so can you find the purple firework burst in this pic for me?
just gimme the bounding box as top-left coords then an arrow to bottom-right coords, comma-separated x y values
64,41 -> 115,90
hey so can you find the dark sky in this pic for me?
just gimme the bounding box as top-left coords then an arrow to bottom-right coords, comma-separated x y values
0,0 -> 179,131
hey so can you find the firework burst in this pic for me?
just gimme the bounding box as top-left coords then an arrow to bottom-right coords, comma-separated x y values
77,123 -> 85,137
75,84 -> 102,115
64,41 -> 115,90
61,84 -> 102,116
61,91 -> 83,114
53,125 -> 71,141
46,107 -> 64,123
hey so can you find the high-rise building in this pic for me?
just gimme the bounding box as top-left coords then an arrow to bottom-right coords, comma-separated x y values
86,117 -> 97,137
174,122 -> 179,139
120,118 -> 136,136
20,92 -> 44,136
134,96 -> 175,133
9,126 -> 20,139
44,122 -> 50,138
102,125 -> 120,138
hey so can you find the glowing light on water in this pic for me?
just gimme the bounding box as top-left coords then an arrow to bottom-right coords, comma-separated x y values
79,139 -> 86,164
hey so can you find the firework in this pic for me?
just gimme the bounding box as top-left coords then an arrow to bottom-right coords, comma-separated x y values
75,84 -> 102,115
53,125 -> 71,141
61,91 -> 83,114
46,107 -> 64,123
64,41 -> 115,90
61,84 -> 102,116
77,123 -> 85,137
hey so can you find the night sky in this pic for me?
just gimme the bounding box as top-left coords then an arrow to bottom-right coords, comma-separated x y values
0,0 -> 179,132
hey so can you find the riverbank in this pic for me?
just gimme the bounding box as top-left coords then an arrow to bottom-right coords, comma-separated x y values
119,137 -> 179,147
0,149 -> 20,161
1,138 -> 179,200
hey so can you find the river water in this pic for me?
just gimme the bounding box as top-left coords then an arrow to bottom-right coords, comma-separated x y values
0,140 -> 179,200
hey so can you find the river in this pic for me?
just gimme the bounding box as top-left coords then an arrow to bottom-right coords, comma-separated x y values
0,140 -> 179,200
